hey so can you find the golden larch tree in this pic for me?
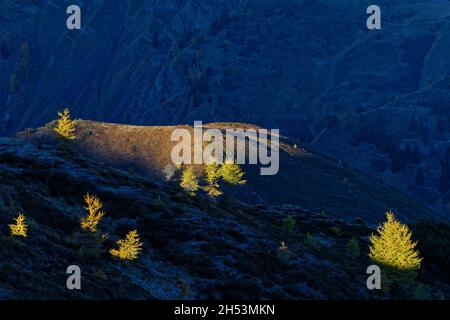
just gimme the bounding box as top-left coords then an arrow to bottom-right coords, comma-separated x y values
220,159 -> 246,185
80,193 -> 105,233
110,230 -> 143,260
9,213 -> 28,237
180,166 -> 199,195
369,211 -> 422,270
54,108 -> 76,140
204,160 -> 223,197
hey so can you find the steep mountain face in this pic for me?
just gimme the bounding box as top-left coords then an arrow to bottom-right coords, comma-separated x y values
2,1 -> 450,214
18,120 -> 438,224
0,0 -> 243,132
313,82 -> 450,217
0,136 -> 448,299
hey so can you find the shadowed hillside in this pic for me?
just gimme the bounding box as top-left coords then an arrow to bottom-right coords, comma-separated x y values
1,136 -> 376,299
1,135 -> 449,299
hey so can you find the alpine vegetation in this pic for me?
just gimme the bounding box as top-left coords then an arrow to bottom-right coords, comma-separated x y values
369,211 -> 422,270
109,230 -> 143,261
80,193 -> 106,233
54,108 -> 76,140
8,213 -> 28,238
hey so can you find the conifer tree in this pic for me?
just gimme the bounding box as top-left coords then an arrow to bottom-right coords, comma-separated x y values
305,232 -> 320,250
220,159 -> 246,185
54,108 -> 76,140
346,238 -> 360,258
204,160 -> 223,197
80,193 -> 106,233
180,166 -> 199,195
9,213 -> 28,237
282,215 -> 296,232
369,211 -> 422,270
110,230 -> 143,260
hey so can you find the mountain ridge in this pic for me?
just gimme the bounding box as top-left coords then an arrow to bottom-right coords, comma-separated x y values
17,119 -> 440,223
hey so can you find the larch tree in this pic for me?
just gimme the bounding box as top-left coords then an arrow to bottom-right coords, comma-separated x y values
204,160 -> 223,197
180,166 -> 199,195
9,213 -> 28,237
110,230 -> 143,260
54,108 -> 76,140
369,211 -> 422,270
282,215 -> 296,232
346,238 -> 360,258
80,193 -> 106,233
220,159 -> 246,186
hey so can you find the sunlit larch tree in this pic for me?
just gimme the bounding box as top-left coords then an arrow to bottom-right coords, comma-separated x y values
369,211 -> 422,270
80,193 -> 106,233
110,230 -> 143,260
9,213 -> 28,237
54,108 -> 76,140
180,166 -> 199,195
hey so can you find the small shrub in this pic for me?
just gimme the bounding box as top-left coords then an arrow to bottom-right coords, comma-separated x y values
282,215 -> 296,232
66,232 -> 108,259
353,217 -> 364,225
153,195 -> 165,211
94,269 -> 108,281
346,238 -> 360,258
163,164 -> 180,182
304,232 -> 320,250
414,283 -> 431,300
330,226 -> 343,237
79,129 -> 93,139
178,278 -> 190,299
129,144 -> 138,154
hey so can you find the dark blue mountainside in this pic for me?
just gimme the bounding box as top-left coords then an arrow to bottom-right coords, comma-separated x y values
2,0 -> 450,216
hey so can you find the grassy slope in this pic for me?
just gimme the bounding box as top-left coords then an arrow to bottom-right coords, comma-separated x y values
19,120 -> 435,224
